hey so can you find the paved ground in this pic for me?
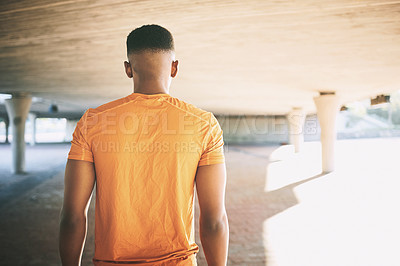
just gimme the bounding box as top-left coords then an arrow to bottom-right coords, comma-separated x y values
0,138 -> 399,265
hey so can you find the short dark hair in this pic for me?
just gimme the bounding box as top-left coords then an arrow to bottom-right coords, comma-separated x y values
126,24 -> 174,55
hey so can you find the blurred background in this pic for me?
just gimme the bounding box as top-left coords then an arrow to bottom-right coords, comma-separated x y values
2,89 -> 400,144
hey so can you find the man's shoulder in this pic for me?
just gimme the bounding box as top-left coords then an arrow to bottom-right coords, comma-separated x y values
74,95 -> 130,128
164,95 -> 214,123
86,95 -> 130,117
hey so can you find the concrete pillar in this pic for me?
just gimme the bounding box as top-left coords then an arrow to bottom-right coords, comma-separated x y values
4,93 -> 32,174
64,119 -> 78,142
4,117 -> 10,144
28,112 -> 37,146
313,93 -> 341,173
287,107 -> 306,153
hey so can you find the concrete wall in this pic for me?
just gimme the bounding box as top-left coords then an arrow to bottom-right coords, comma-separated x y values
215,114 -> 321,145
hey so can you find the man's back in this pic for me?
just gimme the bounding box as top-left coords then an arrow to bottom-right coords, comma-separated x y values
60,24 -> 228,266
67,92 -> 225,265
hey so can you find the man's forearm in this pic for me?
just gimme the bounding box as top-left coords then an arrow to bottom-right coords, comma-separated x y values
200,213 -> 229,266
59,215 -> 87,266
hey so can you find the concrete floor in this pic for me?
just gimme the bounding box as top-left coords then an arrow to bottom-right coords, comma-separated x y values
0,138 -> 399,265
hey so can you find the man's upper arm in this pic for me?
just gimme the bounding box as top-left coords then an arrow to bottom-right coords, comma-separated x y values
68,110 -> 94,163
195,163 -> 227,221
61,159 -> 96,218
198,113 -> 225,167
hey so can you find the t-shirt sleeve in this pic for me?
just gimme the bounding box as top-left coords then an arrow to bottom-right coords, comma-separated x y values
198,113 -> 225,166
67,110 -> 94,162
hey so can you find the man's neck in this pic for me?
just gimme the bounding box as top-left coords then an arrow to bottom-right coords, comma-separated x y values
133,81 -> 169,95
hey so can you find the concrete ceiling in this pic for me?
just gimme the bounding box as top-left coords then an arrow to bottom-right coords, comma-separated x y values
0,0 -> 399,117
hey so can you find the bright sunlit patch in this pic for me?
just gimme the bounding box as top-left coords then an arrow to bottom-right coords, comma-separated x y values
263,138 -> 400,266
266,142 -> 322,192
268,145 -> 295,162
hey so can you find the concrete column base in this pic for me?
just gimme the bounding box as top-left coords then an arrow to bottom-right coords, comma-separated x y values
313,93 -> 341,173
287,107 -> 306,153
5,93 -> 32,174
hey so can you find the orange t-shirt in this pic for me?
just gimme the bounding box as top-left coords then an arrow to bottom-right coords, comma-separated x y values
67,92 -> 225,265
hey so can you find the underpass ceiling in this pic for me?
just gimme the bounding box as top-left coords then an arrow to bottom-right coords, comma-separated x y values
0,0 -> 399,117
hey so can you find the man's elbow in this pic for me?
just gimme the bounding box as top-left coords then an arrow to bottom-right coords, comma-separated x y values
200,212 -> 229,234
59,209 -> 86,228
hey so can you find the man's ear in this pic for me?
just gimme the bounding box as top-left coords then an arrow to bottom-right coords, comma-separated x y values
124,61 -> 133,78
171,60 -> 179,78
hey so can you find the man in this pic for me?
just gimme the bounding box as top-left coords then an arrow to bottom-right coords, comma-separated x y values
59,24 -> 229,266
